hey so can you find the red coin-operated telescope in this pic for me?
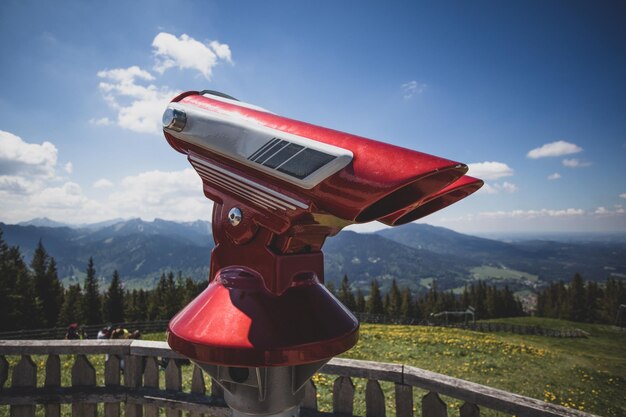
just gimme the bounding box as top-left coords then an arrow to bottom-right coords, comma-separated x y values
162,91 -> 482,417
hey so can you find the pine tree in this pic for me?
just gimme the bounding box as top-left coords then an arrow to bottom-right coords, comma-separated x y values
150,272 -> 183,320
58,284 -> 83,326
413,292 -> 423,320
461,285 -> 471,309
386,279 -> 401,317
584,281 -> 599,323
424,280 -> 440,315
81,257 -> 102,324
338,275 -> 356,311
30,241 -> 63,327
46,258 -> 64,326
7,246 -> 40,330
569,273 -> 586,322
366,280 -> 384,315
400,287 -> 414,318
126,289 -> 149,322
0,229 -> 16,331
31,240 -> 49,326
136,289 -> 149,321
473,281 -> 487,318
103,270 -> 125,323
181,277 -> 201,306
485,285 -> 497,319
164,271 -> 182,319
355,288 -> 366,313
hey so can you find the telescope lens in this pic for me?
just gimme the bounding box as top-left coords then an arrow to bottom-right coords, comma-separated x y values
162,108 -> 187,132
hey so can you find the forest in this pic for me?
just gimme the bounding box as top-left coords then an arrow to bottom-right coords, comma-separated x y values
0,230 -> 623,332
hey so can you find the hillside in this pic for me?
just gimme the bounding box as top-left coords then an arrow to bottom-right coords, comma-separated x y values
0,219 -> 214,288
377,223 -> 626,283
1,219 -> 624,292
325,231 -> 474,292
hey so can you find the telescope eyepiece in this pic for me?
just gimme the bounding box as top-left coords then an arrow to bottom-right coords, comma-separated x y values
163,108 -> 187,132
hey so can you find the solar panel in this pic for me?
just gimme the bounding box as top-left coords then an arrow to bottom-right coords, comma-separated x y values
278,148 -> 336,179
263,143 -> 304,169
254,140 -> 289,164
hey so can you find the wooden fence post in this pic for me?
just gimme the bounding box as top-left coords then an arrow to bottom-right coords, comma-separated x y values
395,383 -> 413,417
0,355 -> 8,389
366,379 -> 386,417
71,354 -> 97,417
104,355 -> 122,417
190,365 -> 206,417
165,359 -> 182,417
422,391 -> 447,417
332,376 -> 355,416
143,356 -> 160,417
11,355 -> 37,417
124,354 -> 144,417
460,402 -> 480,417
44,354 -> 61,417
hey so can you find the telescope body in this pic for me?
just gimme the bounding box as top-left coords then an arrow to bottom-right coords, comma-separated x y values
162,91 -> 482,417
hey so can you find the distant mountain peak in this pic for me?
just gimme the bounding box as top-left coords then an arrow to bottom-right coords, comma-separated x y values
17,217 -> 69,228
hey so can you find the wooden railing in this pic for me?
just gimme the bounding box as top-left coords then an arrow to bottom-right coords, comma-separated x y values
0,340 -> 597,417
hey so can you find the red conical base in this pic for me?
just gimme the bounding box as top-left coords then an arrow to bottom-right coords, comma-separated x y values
168,267 -> 359,367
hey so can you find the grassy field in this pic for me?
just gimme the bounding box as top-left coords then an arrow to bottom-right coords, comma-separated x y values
1,318 -> 624,417
332,318 -> 625,416
470,265 -> 539,281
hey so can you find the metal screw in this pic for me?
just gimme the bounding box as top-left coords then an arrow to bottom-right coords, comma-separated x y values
228,207 -> 242,226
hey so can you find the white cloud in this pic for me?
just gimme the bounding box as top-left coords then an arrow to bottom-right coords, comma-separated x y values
209,41 -> 233,63
547,172 -> 561,180
97,65 -> 177,134
0,130 -> 58,178
497,182 -> 517,193
401,81 -> 426,99
97,66 -> 154,86
477,208 -> 585,219
562,158 -> 592,168
93,178 -> 114,189
432,205 -> 626,233
152,32 -> 232,79
477,183 -> 498,194
0,130 -> 110,224
108,169 -> 211,221
467,161 -> 514,180
31,182 -> 92,209
95,33 -> 234,135
89,117 -> 112,126
595,206 -> 625,215
0,175 -> 40,195
620,193 -> 626,199
0,131 -> 209,224
527,140 -> 583,159
476,181 -> 518,195
0,179 -> 108,224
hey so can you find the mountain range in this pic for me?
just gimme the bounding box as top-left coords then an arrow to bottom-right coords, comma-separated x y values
1,218 -> 624,293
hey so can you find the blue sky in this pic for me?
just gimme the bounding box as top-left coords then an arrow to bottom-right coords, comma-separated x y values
0,1 -> 625,234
